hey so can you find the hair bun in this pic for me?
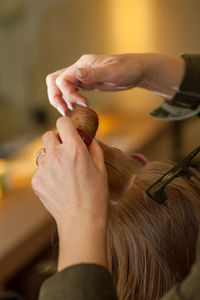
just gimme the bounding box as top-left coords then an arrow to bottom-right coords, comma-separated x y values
71,107 -> 99,146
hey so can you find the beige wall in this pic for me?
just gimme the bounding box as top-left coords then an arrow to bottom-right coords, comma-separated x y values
0,0 -> 113,140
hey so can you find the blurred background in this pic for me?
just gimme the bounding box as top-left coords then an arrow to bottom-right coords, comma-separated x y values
0,0 -> 200,299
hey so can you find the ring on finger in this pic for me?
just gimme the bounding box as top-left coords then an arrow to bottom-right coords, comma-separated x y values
35,148 -> 46,166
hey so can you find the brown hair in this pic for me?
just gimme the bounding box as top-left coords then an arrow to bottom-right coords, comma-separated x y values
100,142 -> 200,300
71,107 -> 200,299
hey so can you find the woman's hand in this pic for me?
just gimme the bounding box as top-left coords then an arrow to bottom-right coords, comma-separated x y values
46,53 -> 185,115
32,116 -> 108,224
32,117 -> 109,270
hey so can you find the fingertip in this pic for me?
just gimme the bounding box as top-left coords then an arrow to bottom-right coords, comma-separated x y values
46,73 -> 57,86
56,106 -> 66,116
56,116 -> 83,145
62,96 -> 75,111
66,94 -> 88,109
56,116 -> 69,129
46,73 -> 52,85
77,101 -> 88,108
51,96 -> 68,115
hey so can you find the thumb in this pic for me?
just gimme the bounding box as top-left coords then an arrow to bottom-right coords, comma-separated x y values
76,66 -> 108,84
89,139 -> 106,172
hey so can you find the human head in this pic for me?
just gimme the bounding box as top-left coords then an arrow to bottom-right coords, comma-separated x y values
100,142 -> 200,300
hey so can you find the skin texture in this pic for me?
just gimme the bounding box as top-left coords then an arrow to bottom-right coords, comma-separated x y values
46,53 -> 185,115
32,117 -> 109,270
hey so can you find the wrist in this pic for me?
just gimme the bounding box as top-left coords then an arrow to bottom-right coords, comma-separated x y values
56,214 -> 107,234
57,217 -> 108,271
137,53 -> 185,99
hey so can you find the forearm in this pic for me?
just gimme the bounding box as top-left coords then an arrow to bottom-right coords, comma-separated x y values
57,217 -> 108,272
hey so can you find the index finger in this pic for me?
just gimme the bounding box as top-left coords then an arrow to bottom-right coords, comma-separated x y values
55,66 -> 88,106
56,116 -> 84,147
42,131 -> 61,151
46,70 -> 68,115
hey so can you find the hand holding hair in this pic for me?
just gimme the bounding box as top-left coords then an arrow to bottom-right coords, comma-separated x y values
32,107 -> 108,270
46,53 -> 185,115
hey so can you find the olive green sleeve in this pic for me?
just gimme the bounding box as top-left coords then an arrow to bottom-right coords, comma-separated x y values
39,263 -> 118,300
39,235 -> 200,300
150,54 -> 200,121
161,232 -> 200,300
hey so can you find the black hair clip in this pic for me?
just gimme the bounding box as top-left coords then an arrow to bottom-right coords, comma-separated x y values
146,146 -> 200,204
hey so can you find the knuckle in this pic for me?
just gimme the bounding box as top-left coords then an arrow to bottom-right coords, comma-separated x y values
80,54 -> 93,60
42,131 -> 53,142
80,54 -> 88,60
55,76 -> 63,86
46,73 -> 54,84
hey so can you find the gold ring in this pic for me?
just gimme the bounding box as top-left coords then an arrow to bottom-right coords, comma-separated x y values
35,148 -> 46,166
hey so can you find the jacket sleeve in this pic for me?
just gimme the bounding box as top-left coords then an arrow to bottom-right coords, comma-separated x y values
39,235 -> 200,300
39,54 -> 200,300
161,232 -> 200,300
39,263 -> 118,300
150,54 -> 200,121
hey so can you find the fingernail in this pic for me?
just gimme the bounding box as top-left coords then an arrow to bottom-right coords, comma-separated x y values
77,101 -> 87,107
67,101 -> 74,111
57,106 -> 66,116
62,96 -> 74,110
77,68 -> 88,78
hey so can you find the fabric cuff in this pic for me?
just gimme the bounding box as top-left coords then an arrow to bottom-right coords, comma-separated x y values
178,54 -> 200,98
150,101 -> 200,121
39,263 -> 117,300
150,54 -> 200,121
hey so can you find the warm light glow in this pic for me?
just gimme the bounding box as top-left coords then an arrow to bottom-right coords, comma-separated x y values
108,0 -> 154,53
6,137 -> 43,189
107,0 -> 161,114
97,113 -> 120,137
